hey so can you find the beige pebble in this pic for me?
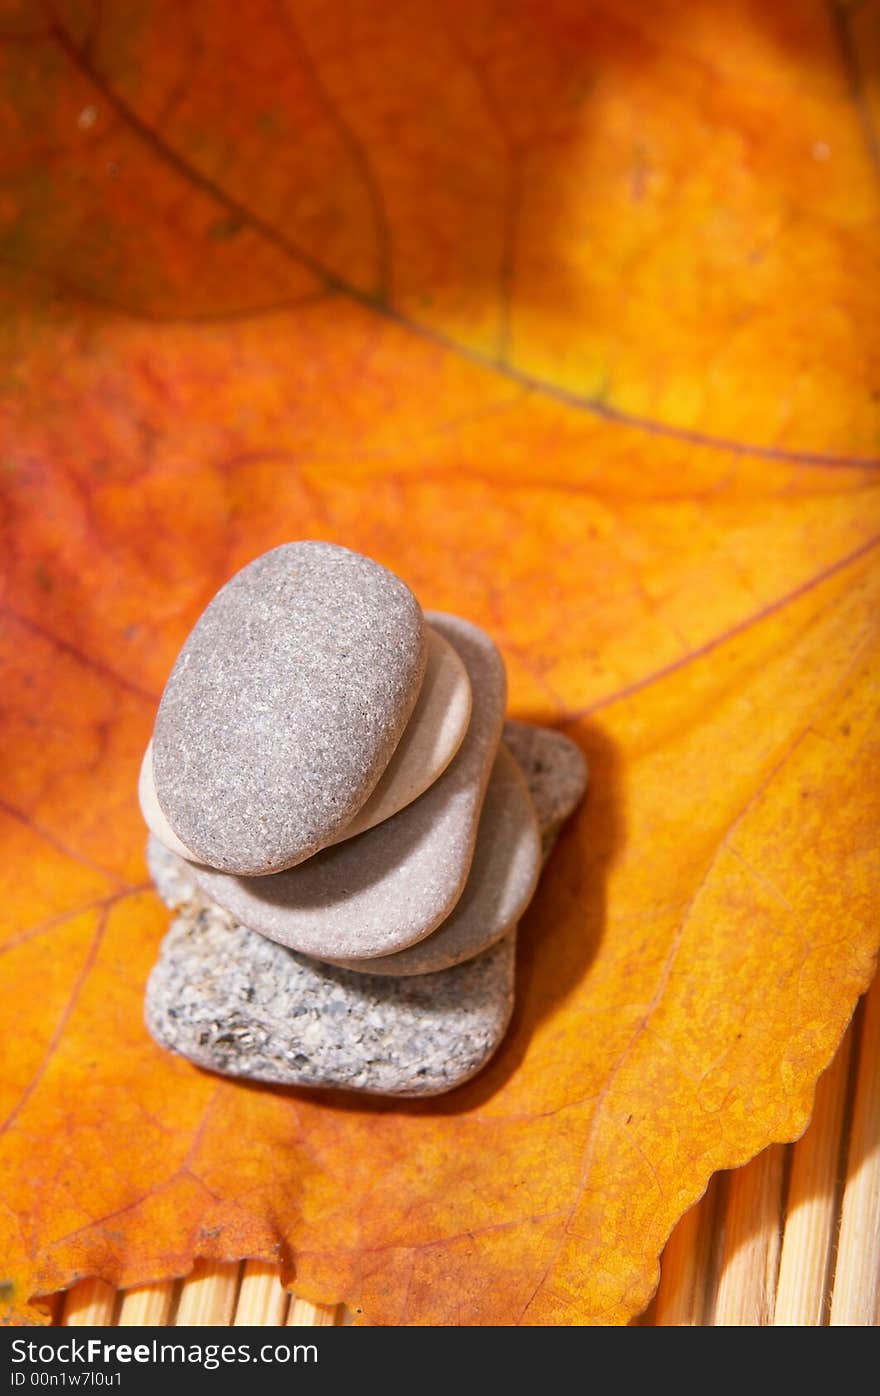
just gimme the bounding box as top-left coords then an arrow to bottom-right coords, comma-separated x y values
323,625 -> 471,842
138,741 -> 195,862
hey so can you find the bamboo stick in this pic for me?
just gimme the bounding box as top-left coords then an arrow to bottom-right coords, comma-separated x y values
233,1260 -> 290,1326
287,1297 -> 339,1326
116,1281 -> 175,1326
61,1278 -> 117,1326
774,1030 -> 853,1324
654,1174 -> 721,1324
830,977 -> 880,1326
174,1260 -> 242,1326
712,1143 -> 786,1325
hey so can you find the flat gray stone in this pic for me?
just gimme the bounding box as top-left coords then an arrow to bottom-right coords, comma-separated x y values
330,743 -> 541,976
152,542 -> 427,875
502,720 -> 589,859
144,721 -> 587,1096
187,613 -> 506,960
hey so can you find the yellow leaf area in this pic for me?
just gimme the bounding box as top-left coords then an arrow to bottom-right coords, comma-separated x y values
0,0 -> 878,1325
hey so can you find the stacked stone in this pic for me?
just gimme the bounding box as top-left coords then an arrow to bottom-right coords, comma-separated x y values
142,542 -> 586,1096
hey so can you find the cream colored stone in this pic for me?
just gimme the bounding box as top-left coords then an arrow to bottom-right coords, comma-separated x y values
326,626 -> 471,843
138,741 -> 195,862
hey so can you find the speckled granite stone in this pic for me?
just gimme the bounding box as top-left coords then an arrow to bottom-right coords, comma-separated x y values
187,613 -> 506,960
146,910 -> 517,1098
152,542 -> 427,876
331,743 -> 541,976
144,722 -> 587,1096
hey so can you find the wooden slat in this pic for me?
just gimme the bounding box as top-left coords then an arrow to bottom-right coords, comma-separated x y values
287,1298 -> 340,1326
233,1260 -> 291,1326
830,979 -> 880,1326
654,1174 -> 721,1325
116,1281 -> 176,1326
774,1033 -> 853,1324
712,1144 -> 786,1325
174,1260 -> 241,1327
61,1278 -> 117,1326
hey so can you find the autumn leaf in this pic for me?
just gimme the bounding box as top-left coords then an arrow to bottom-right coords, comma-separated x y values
1,0 -> 878,1326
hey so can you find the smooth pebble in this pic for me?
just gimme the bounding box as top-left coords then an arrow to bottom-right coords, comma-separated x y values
502,720 -> 589,859
330,743 -> 541,976
138,740 -> 195,861
152,541 -> 427,875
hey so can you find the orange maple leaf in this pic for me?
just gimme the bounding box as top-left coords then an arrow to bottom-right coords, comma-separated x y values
0,0 -> 878,1325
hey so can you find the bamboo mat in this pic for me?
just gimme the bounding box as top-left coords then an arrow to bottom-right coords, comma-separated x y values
46,970 -> 879,1328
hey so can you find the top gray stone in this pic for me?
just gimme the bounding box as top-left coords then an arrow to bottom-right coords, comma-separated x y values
152,542 -> 427,875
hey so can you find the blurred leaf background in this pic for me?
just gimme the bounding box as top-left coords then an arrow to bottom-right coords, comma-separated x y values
0,0 -> 878,1324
